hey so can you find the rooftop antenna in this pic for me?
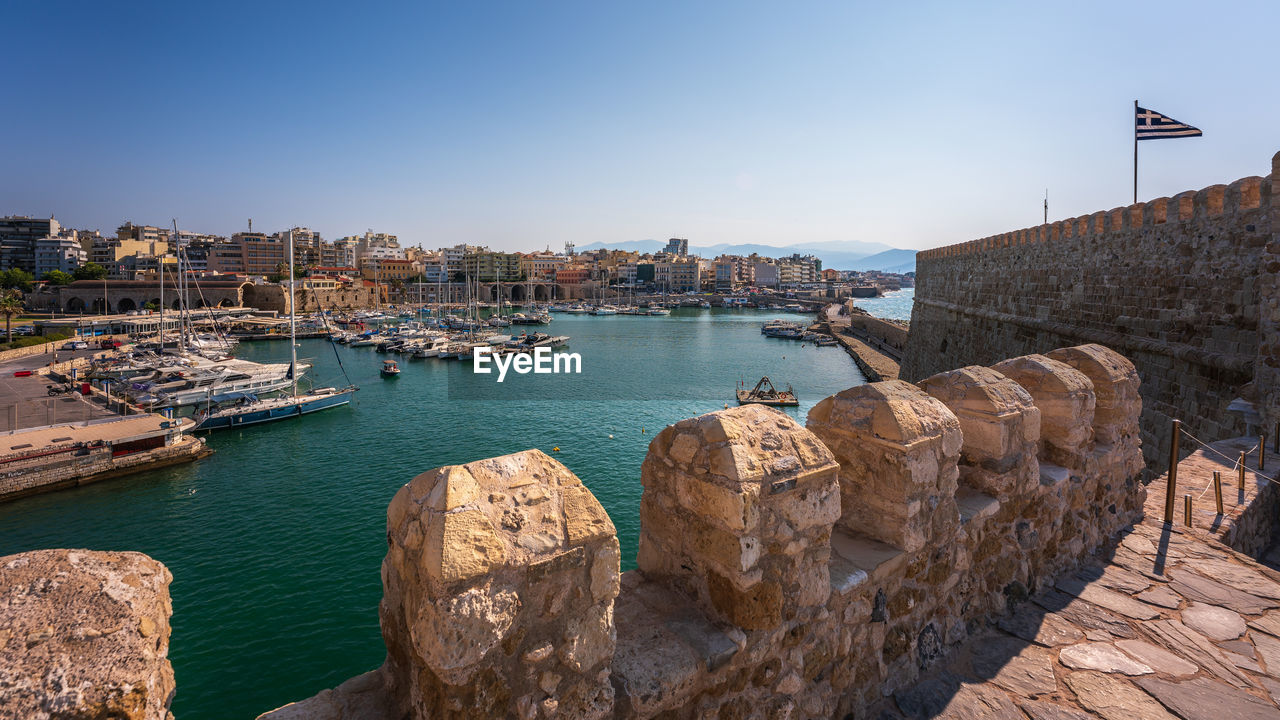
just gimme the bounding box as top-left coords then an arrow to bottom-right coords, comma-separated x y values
248,218 -> 252,233
1044,189 -> 1048,225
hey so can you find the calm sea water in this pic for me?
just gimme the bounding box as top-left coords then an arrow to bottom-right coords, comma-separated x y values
0,308 -> 868,719
848,286 -> 914,321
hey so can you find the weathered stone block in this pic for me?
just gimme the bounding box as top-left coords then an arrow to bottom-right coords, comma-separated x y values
380,449 -> 619,719
1046,345 -> 1141,447
992,354 -> 1095,470
919,365 -> 1041,500
0,549 -> 176,720
807,380 -> 962,552
639,404 -> 840,628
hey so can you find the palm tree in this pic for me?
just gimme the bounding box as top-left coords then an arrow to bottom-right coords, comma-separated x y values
0,289 -> 24,345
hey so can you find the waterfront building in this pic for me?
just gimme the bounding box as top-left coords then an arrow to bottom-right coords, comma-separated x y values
86,235 -> 167,270
33,234 -> 87,276
664,237 -> 689,256
753,260 -> 779,288
616,261 -> 638,286
116,222 -> 172,253
324,237 -> 359,267
654,259 -> 700,292
463,250 -> 522,281
714,258 -> 734,292
0,216 -> 61,272
519,253 -> 566,281
554,266 -> 590,285
206,232 -> 286,276
273,227 -> 323,266
777,253 -> 821,286
360,257 -> 417,282
339,231 -> 402,265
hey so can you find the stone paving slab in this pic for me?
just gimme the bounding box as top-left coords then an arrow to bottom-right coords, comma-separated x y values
887,435 -> 1280,719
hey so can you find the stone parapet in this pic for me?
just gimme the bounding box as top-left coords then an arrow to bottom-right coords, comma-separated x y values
252,344 -> 1147,719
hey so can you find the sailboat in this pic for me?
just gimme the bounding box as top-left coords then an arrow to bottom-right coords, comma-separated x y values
192,231 -> 358,430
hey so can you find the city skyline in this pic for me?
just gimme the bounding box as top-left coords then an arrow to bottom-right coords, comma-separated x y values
4,1 -> 1278,252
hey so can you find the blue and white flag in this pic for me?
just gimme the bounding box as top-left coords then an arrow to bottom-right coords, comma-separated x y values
1136,106 -> 1202,141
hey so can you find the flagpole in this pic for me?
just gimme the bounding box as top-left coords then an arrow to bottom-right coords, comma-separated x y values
1133,99 -> 1138,205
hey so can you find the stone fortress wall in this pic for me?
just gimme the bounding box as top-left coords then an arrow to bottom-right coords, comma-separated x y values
247,343 -> 1148,719
902,150 -> 1280,473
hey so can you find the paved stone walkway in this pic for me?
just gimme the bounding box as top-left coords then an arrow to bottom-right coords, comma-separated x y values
885,438 -> 1280,719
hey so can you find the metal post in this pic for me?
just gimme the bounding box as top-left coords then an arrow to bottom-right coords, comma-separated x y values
1261,435 -> 1266,472
1183,494 -> 1191,527
1213,471 -> 1224,514
1239,451 -> 1247,491
1274,422 -> 1279,455
1133,99 -> 1139,205
1164,419 -> 1181,524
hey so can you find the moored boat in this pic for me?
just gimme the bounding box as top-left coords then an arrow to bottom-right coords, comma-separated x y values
736,376 -> 798,407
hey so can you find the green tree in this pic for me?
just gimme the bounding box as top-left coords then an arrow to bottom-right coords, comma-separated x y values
73,263 -> 108,281
0,269 -> 34,292
268,263 -> 308,283
0,289 -> 24,345
41,270 -> 74,286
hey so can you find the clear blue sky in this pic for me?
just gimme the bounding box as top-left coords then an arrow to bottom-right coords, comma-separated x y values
3,0 -> 1277,252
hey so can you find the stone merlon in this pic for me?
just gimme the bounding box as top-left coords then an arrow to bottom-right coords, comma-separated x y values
5,344 -> 1155,720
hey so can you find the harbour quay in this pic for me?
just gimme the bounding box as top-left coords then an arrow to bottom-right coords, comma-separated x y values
0,349 -> 210,503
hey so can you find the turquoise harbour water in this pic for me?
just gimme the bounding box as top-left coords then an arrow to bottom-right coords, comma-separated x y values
0,307 -> 870,719
849,286 -> 913,321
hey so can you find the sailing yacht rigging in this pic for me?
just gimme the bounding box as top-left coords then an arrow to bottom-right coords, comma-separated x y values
192,230 -> 358,430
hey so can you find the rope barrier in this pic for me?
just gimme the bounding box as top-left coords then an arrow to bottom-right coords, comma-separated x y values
1176,425 -> 1278,485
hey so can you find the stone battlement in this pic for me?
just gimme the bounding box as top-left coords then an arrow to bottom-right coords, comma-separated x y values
903,150 -> 1280,476
916,172 -> 1270,263
243,343 -> 1146,720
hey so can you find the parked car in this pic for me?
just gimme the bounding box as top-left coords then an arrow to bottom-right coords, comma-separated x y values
99,339 -> 122,349
60,341 -> 79,350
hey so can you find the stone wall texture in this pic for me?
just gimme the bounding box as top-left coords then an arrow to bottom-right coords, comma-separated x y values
841,306 -> 909,353
257,343 -> 1147,720
902,150 -> 1280,472
0,549 -> 176,720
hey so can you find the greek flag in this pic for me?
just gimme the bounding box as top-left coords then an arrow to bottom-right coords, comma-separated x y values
1136,106 -> 1202,141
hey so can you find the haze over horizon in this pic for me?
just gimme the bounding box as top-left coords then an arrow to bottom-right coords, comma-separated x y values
4,0 -> 1277,253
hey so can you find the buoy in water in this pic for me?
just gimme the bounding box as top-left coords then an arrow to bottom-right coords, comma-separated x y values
553,446 -> 560,452
608,434 -> 614,439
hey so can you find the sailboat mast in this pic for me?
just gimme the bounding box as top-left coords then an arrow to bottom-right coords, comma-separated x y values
288,230 -> 298,398
172,219 -> 186,351
158,244 -> 165,347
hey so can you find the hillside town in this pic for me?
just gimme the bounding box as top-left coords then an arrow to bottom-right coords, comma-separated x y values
0,216 -> 912,309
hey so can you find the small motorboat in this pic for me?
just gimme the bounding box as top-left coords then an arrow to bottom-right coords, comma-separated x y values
381,359 -> 401,377
736,376 -> 798,407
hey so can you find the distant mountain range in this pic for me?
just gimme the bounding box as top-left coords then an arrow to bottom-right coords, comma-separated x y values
575,239 -> 915,273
